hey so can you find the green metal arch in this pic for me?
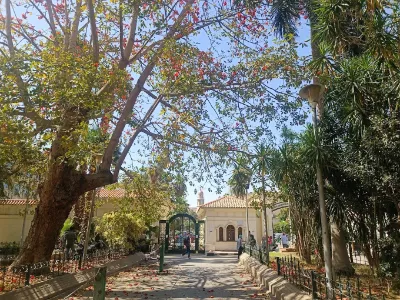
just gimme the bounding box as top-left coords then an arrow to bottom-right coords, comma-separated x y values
163,213 -> 205,254
168,213 -> 197,224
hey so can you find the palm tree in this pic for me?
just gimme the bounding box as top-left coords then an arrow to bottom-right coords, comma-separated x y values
300,124 -> 355,274
229,156 -> 252,241
253,144 -> 272,260
269,132 -> 319,264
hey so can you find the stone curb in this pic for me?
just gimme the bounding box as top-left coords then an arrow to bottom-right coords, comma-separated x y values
239,253 -> 311,300
0,252 -> 145,300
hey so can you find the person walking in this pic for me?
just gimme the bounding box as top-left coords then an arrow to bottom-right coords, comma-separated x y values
261,235 -> 266,251
249,233 -> 256,248
63,226 -> 77,260
237,234 -> 243,259
181,232 -> 191,259
281,233 -> 289,248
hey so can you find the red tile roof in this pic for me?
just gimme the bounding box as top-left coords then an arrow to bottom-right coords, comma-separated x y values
0,199 -> 38,205
199,195 -> 248,208
98,188 -> 125,199
0,188 -> 126,205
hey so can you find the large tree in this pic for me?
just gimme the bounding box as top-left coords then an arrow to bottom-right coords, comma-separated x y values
1,0 -> 304,265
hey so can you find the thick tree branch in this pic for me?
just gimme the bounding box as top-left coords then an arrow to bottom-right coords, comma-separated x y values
69,0 -> 83,50
113,95 -> 164,180
45,0 -> 57,39
119,0 -> 124,60
83,170 -> 114,193
87,0 -> 99,63
5,0 -> 15,56
63,0 -> 71,49
121,1 -> 140,67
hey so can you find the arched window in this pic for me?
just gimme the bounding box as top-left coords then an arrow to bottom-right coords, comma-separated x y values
227,225 -> 235,241
238,227 -> 243,238
218,227 -> 224,241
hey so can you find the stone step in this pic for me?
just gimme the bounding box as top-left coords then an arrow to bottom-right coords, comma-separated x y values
207,251 -> 238,256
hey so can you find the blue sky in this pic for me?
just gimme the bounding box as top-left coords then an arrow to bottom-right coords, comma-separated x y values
185,22 -> 313,207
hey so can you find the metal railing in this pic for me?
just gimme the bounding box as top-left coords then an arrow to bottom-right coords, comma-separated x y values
0,248 -> 127,293
244,245 -> 387,300
243,244 -> 270,266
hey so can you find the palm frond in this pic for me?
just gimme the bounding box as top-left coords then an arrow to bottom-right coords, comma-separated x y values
271,0 -> 301,38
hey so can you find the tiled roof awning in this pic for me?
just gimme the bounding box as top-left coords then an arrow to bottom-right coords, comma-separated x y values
98,188 -> 126,199
199,195 -> 248,208
0,199 -> 38,205
0,188 -> 127,206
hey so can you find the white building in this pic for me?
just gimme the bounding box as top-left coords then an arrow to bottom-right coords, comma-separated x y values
196,191 -> 276,252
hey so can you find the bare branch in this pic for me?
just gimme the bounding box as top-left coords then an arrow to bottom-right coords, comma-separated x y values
118,165 -> 135,179
142,87 -> 225,135
45,0 -> 57,38
119,0 -> 124,60
0,47 -> 8,57
63,0 -> 71,49
5,0 -> 15,56
11,25 -> 41,52
27,0 -> 56,41
128,40 -> 162,64
121,1 -> 140,66
69,0 -> 83,50
142,87 -> 160,101
51,3 -> 66,34
87,0 -> 99,63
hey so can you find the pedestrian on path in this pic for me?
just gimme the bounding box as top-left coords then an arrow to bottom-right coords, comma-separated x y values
237,234 -> 243,259
62,226 -> 76,260
249,233 -> 256,248
182,232 -> 191,259
281,233 -> 289,248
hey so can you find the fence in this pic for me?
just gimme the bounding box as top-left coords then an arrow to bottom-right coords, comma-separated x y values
0,248 -> 127,293
348,243 -> 371,266
244,244 -> 270,266
244,245 -> 386,300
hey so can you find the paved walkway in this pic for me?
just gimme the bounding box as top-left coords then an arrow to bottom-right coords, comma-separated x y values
66,254 -> 268,299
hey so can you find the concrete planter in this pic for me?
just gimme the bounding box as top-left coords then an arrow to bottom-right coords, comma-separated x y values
0,252 -> 145,300
239,253 -> 311,300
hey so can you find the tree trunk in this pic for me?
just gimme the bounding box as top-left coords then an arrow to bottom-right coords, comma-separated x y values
363,243 -> 376,270
11,160 -> 113,267
331,221 -> 355,275
12,164 -> 84,266
297,229 -> 312,264
262,177 -> 269,261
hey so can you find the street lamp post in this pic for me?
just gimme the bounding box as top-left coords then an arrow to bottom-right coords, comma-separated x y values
83,154 -> 103,263
299,84 -> 333,296
245,182 -> 250,242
